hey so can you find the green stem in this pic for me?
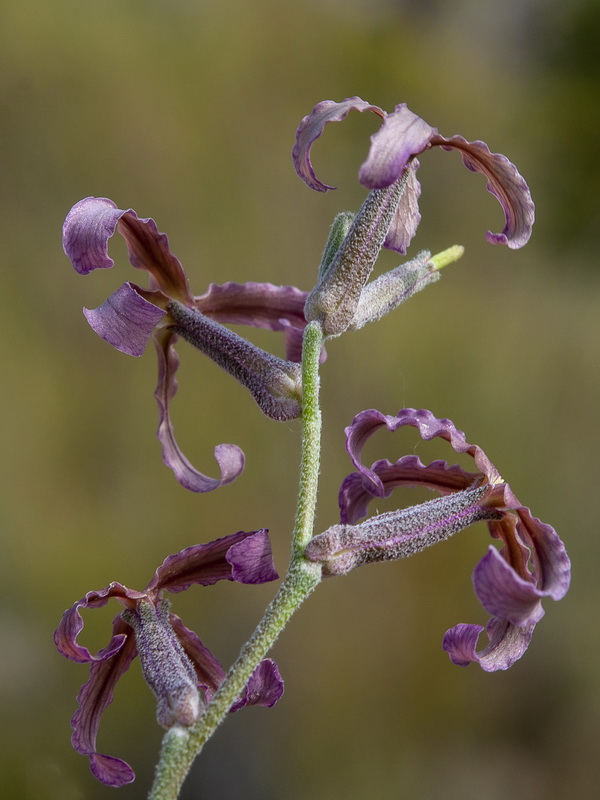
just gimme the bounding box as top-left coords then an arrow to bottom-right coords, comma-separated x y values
148,321 -> 325,800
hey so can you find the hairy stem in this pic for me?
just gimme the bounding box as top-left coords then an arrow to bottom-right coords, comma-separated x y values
148,321 -> 325,800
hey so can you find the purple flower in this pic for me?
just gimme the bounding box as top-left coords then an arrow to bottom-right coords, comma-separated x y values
306,408 -> 570,671
54,530 -> 283,787
63,197 -> 313,491
294,97 -> 535,254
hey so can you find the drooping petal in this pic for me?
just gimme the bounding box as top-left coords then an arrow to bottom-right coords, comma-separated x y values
339,455 -> 480,524
344,408 -> 504,498
147,530 -> 278,595
383,162 -> 423,253
442,618 -> 534,672
293,97 -> 384,191
154,328 -> 246,492
516,507 -> 571,601
70,616 -> 138,786
473,546 -> 546,626
430,133 -> 535,248
54,582 -> 144,664
83,282 -> 166,357
63,197 -> 194,302
358,103 -> 436,189
230,659 -> 284,710
168,302 -> 303,420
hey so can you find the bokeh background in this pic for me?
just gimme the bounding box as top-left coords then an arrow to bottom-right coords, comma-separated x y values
1,0 -> 599,798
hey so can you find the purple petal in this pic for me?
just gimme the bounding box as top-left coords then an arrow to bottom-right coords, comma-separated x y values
339,455 -> 479,524
147,530 -> 277,594
430,134 -> 535,248
383,162 -> 423,253
83,282 -> 166,357
344,408 -> 503,498
153,328 -> 245,492
293,97 -> 384,191
63,196 -> 193,302
227,529 -> 279,584
70,616 -> 138,786
358,103 -> 436,189
230,659 -> 284,711
516,507 -> 571,600
473,546 -> 546,626
54,582 -> 144,663
170,613 -> 225,694
442,618 -> 534,671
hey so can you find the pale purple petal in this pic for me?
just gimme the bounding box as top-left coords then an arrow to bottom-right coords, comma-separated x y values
63,196 -> 193,302
227,529 -> 279,584
430,133 -> 535,248
383,163 -> 423,253
473,546 -> 546,626
153,328 -> 245,492
170,613 -> 225,694
230,659 -> 284,711
516,508 -> 571,601
345,408 -> 503,498
148,530 -> 277,594
358,104 -> 436,189
54,582 -> 144,663
442,618 -> 534,671
293,97 -> 384,191
339,455 -> 479,524
70,616 -> 138,786
83,282 -> 166,357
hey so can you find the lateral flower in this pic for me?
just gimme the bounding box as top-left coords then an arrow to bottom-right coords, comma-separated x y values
54,530 -> 282,787
63,197 -> 312,491
306,408 -> 570,671
294,97 -> 535,253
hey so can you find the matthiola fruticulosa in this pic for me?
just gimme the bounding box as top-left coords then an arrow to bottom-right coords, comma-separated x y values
57,97 -> 566,800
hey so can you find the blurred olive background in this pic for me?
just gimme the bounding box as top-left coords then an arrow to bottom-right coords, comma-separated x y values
1,0 -> 599,798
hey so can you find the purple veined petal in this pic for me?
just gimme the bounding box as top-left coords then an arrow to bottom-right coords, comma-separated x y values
54,582 -> 144,663
345,408 -> 502,497
63,196 -> 194,302
83,282 -> 166,357
473,546 -> 545,627
227,529 -> 279,584
516,507 -> 571,601
338,455 -> 479,524
383,162 -> 423,254
70,616 -> 138,787
147,530 -> 276,594
442,617 -> 534,671
430,133 -> 535,249
293,97 -> 385,191
169,613 -> 225,695
358,103 -> 436,190
230,659 -> 284,711
154,328 -> 245,492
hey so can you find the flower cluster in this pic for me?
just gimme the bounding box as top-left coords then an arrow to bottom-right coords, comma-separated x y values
306,408 -> 570,670
55,530 -> 282,786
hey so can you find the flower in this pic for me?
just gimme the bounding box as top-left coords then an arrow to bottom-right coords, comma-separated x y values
63,197 -> 312,491
294,97 -> 535,253
305,408 -> 570,671
54,529 -> 283,787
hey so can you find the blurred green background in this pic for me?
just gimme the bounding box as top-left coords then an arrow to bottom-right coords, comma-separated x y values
1,0 -> 599,797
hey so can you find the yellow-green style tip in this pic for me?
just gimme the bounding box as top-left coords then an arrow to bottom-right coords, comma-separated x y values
429,245 -> 465,271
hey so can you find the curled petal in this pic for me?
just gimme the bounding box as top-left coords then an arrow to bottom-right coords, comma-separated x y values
358,103 -> 436,189
154,328 -> 245,492
70,616 -> 138,786
339,455 -> 479,524
230,659 -> 284,711
62,196 -> 193,302
516,507 -> 571,601
83,282 -> 166,357
442,618 -> 534,672
293,97 -> 384,191
345,408 -> 503,498
473,546 -> 546,626
148,530 -> 278,595
383,163 -> 423,254
54,582 -> 144,663
431,134 -> 535,248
